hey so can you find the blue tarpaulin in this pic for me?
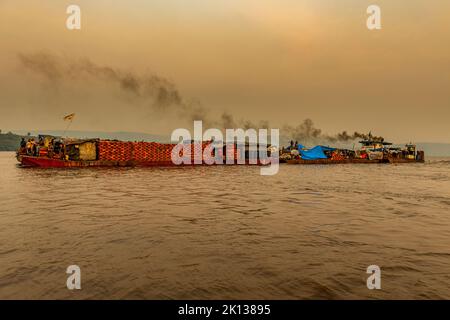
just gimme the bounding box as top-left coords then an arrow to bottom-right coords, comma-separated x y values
299,145 -> 335,160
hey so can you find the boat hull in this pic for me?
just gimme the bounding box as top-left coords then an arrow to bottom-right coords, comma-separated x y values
387,158 -> 424,164
286,158 -> 424,165
18,156 -> 185,168
286,158 -> 387,165
18,155 -> 424,168
17,155 -> 264,168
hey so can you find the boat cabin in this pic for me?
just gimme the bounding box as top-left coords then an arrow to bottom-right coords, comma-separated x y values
404,144 -> 416,160
64,139 -> 99,161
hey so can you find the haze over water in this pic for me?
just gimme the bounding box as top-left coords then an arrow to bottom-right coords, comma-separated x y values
0,152 -> 449,299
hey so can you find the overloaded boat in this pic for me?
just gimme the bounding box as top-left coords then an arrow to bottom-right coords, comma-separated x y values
16,133 -> 424,168
281,134 -> 425,164
16,135 -> 256,168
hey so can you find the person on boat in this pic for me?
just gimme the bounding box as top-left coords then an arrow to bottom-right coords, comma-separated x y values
27,138 -> 36,156
18,138 -> 27,155
53,141 -> 65,160
25,139 -> 32,155
32,139 -> 38,156
36,137 -> 44,157
48,139 -> 54,158
61,143 -> 67,160
26,139 -> 37,156
53,140 -> 61,154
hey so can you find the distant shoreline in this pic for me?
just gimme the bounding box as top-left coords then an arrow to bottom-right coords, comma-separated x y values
1,131 -> 449,156
0,132 -> 35,152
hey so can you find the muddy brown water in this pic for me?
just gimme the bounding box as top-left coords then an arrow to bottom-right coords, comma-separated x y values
0,152 -> 449,299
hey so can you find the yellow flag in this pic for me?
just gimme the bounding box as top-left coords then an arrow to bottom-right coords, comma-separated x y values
63,113 -> 75,121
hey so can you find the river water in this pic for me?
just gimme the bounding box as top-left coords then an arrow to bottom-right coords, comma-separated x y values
0,152 -> 449,299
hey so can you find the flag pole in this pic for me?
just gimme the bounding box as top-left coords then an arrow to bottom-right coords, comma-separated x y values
62,119 -> 73,137
62,113 -> 75,137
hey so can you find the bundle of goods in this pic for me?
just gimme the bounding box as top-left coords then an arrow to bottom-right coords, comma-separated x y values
331,151 -> 345,161
98,140 -> 215,163
39,147 -> 49,157
191,142 -> 212,161
134,142 -> 174,162
368,151 -> 384,160
98,141 -> 134,162
228,146 -> 241,161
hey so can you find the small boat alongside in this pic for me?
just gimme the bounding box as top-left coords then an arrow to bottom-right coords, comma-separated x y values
280,134 -> 425,165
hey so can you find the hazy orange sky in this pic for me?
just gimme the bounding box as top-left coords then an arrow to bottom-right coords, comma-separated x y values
0,0 -> 449,142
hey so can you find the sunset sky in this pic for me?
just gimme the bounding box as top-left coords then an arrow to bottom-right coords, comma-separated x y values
0,0 -> 449,142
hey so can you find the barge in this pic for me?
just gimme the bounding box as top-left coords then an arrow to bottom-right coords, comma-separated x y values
16,136 -> 261,168
285,157 -> 423,165
16,155 -> 176,168
16,133 -> 425,168
281,136 -> 425,165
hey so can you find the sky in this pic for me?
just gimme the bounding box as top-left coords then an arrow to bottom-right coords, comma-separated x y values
0,0 -> 449,142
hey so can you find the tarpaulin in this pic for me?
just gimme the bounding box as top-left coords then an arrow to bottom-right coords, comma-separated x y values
299,145 -> 335,160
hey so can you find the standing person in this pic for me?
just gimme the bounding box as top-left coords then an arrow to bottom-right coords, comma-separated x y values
26,139 -> 32,155
36,137 -> 44,157
53,140 -> 60,154
61,142 -> 67,160
48,138 -> 54,158
19,138 -> 26,154
31,139 -> 38,156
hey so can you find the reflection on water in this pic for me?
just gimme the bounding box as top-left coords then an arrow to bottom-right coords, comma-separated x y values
0,152 -> 449,299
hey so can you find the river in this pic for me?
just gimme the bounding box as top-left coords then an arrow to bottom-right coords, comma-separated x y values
0,152 -> 449,299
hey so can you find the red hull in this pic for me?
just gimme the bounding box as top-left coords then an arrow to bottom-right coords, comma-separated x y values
17,155 -> 264,168
285,158 -> 423,165
18,156 -> 179,168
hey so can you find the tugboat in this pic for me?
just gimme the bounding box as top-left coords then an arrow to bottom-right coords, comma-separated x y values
386,143 -> 425,163
282,133 -> 425,165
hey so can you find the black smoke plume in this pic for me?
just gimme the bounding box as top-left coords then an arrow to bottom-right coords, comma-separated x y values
18,52 -> 380,144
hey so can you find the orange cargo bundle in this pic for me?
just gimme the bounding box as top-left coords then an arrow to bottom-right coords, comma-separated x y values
98,141 -> 134,161
97,140 -> 216,163
133,142 -> 175,161
331,152 -> 345,161
39,148 -> 48,157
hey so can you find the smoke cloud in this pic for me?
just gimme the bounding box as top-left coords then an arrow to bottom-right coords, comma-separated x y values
19,52 -> 196,113
18,52 -> 380,145
283,119 -> 383,145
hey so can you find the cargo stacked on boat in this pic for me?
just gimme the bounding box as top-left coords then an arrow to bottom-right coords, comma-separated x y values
98,140 -> 214,163
98,141 -> 134,162
192,142 -> 207,162
134,142 -> 174,162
